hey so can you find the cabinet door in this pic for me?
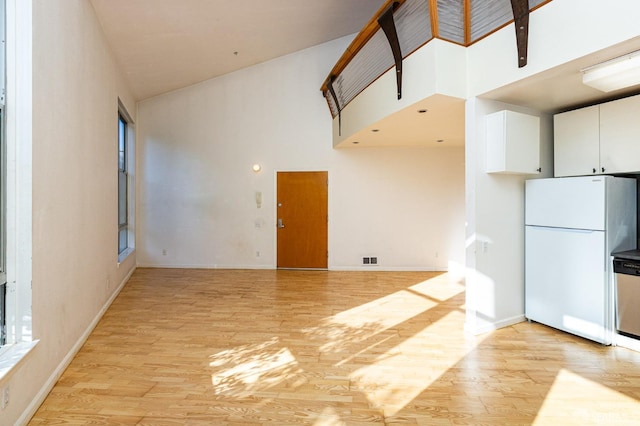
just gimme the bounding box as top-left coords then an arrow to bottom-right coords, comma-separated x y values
554,105 -> 600,177
600,94 -> 640,174
486,110 -> 540,174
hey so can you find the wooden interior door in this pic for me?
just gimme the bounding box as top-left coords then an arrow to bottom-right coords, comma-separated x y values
277,171 -> 328,269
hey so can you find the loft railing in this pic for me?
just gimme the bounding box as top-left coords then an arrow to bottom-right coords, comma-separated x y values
321,0 -> 552,123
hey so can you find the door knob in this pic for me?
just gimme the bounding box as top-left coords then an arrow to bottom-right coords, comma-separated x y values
277,218 -> 285,229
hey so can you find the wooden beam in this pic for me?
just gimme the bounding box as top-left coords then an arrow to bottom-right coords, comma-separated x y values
428,0 -> 439,40
510,0 -> 530,67
464,0 -> 472,45
320,0 -> 406,94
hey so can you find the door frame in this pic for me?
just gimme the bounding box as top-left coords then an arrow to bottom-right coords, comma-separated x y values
273,168 -> 330,269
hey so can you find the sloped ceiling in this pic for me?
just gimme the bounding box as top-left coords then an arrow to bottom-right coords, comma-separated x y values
90,0 -> 386,100
90,0 -> 640,149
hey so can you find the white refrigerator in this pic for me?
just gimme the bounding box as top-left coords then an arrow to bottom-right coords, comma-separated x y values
525,176 -> 637,344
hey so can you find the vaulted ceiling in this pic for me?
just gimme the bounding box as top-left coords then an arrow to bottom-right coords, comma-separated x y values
89,0 -> 640,124
90,0 -> 387,100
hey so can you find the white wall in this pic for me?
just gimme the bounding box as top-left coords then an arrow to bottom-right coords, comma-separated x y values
467,0 -> 640,97
2,1 -> 137,423
137,37 -> 466,272
331,146 -> 464,271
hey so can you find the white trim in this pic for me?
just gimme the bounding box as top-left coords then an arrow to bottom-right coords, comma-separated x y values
614,333 -> 640,353
16,267 -> 135,425
117,247 -> 134,264
135,263 -> 276,270
134,263 -> 448,272
4,0 -> 32,346
330,266 -> 449,272
0,339 -> 37,383
465,314 -> 526,335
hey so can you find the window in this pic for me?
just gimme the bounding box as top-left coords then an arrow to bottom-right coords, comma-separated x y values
1,0 -> 34,357
0,0 -> 6,347
117,101 -> 134,261
118,113 -> 128,255
0,107 -> 5,347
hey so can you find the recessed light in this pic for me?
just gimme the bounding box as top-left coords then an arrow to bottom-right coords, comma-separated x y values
437,139 -> 444,143
418,109 -> 428,113
371,129 -> 380,132
352,141 -> 360,144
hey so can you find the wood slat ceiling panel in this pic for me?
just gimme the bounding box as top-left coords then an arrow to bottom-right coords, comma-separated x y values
437,0 -> 465,44
470,0 -> 512,42
334,30 -> 394,109
396,0 -> 432,56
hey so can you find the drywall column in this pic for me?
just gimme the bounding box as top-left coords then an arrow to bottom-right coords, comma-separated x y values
464,97 -> 552,334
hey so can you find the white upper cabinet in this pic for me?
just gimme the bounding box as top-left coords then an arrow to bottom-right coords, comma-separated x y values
555,94 -> 640,177
600,94 -> 640,174
554,105 -> 600,177
486,110 -> 540,174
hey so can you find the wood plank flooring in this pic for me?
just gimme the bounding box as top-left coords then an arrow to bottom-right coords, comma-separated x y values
29,269 -> 640,425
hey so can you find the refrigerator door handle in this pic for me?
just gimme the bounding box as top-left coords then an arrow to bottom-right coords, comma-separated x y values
531,226 -> 595,234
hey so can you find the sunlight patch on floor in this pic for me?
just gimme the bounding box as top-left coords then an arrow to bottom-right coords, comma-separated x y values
350,309 -> 487,416
312,407 -> 344,425
407,275 -> 466,302
303,276 -> 465,356
533,368 -> 640,425
208,273 -> 471,418
209,337 -> 301,397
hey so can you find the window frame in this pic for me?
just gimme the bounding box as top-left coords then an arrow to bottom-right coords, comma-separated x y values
0,0 -> 6,347
117,101 -> 134,263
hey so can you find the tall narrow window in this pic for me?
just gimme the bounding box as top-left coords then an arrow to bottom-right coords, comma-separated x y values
117,101 -> 134,262
118,113 -> 128,255
0,108 -> 6,347
0,0 -> 6,347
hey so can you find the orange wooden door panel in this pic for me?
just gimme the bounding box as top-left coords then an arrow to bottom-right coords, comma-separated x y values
277,171 -> 328,269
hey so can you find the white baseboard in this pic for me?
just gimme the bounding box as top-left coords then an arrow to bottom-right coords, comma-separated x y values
17,267 -> 136,425
136,263 -> 450,272
329,266 -> 448,272
135,262 -> 276,270
465,314 -> 526,335
614,333 -> 640,353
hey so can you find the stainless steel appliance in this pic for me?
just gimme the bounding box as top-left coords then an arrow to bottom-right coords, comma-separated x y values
613,249 -> 640,339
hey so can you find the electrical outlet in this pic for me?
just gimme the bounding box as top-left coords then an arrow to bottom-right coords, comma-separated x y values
370,257 -> 378,265
363,257 -> 370,265
162,249 -> 167,256
256,251 -> 261,257
1,385 -> 9,410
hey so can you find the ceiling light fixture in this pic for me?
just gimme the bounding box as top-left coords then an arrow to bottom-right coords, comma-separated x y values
418,109 -> 428,113
582,50 -> 640,92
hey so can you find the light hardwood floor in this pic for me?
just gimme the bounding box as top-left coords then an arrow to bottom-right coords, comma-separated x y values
29,269 -> 640,425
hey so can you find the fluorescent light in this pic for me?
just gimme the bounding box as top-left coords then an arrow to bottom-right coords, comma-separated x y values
582,50 -> 640,92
